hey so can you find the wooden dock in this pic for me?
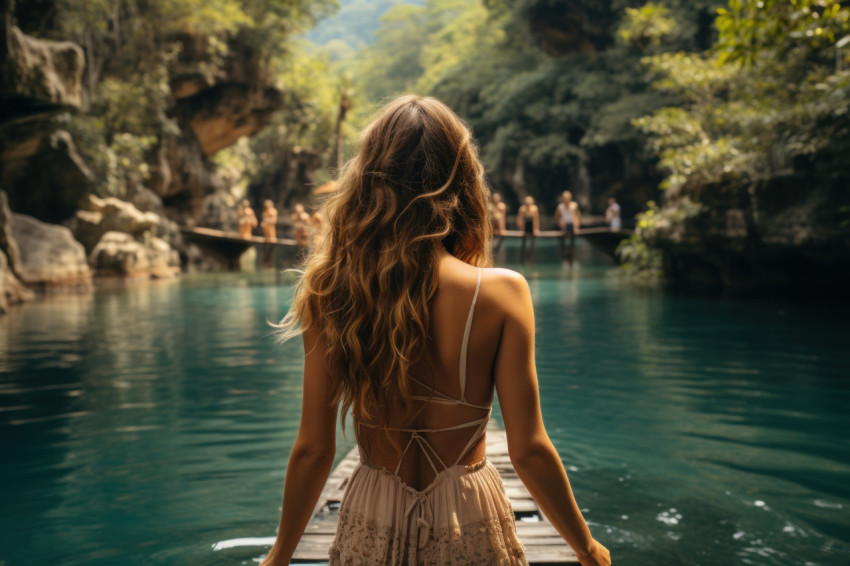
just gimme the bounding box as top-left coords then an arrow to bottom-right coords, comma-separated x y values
290,423 -> 578,564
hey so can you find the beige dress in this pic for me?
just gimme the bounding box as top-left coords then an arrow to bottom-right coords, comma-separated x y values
329,269 -> 528,565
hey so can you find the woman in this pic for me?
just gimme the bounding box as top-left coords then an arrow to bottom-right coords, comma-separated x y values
490,192 -> 508,236
262,95 -> 610,566
261,199 -> 278,240
290,203 -> 311,246
238,199 -> 258,239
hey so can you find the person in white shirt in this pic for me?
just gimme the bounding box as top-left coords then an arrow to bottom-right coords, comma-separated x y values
555,191 -> 580,258
605,197 -> 621,231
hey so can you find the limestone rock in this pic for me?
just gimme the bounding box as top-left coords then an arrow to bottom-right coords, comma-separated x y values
1,127 -> 94,223
197,190 -> 240,232
645,172 -> 850,295
0,189 -> 20,271
71,194 -> 161,252
88,231 -> 180,279
8,211 -> 91,288
185,242 -> 227,272
149,127 -> 225,218
183,84 -> 282,157
0,190 -> 33,313
124,185 -> 186,257
0,247 -> 33,313
1,25 -> 85,113
149,30 -> 281,219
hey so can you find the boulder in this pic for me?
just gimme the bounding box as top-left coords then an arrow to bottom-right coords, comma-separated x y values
0,246 -> 33,313
124,185 -> 186,256
88,231 -> 179,279
8,211 -> 91,288
71,194 -> 161,252
0,190 -> 33,312
0,189 -> 20,271
1,24 -> 85,114
1,127 -> 94,223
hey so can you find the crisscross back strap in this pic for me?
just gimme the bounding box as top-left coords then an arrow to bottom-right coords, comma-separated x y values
458,267 -> 482,401
408,376 -> 490,410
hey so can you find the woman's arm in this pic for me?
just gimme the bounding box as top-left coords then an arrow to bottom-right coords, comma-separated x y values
493,272 -> 610,566
261,321 -> 338,566
532,207 -> 540,236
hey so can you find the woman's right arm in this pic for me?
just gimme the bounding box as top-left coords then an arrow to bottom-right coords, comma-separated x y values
493,272 -> 611,566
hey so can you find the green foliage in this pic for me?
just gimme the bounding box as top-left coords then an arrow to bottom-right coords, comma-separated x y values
346,0 -> 722,211
45,0 -> 341,199
616,201 -> 665,280
250,40 -> 343,175
635,0 -> 850,197
618,2 -> 678,49
716,0 -> 850,65
308,0 -> 421,52
58,113 -> 156,198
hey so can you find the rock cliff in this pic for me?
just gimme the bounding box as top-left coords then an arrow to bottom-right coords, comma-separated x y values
0,4 -> 91,223
150,31 -> 283,218
643,168 -> 850,295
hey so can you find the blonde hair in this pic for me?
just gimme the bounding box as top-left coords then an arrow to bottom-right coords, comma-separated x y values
276,94 -> 492,429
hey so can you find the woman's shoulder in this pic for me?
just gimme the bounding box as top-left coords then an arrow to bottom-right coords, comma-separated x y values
480,267 -> 530,300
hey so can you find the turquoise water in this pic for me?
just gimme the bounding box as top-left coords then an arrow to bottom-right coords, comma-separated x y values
1,240 -> 848,565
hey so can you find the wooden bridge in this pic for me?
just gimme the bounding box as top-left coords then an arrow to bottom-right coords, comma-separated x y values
497,226 -> 632,259
182,225 -> 632,269
180,227 -> 300,269
212,423 -> 580,564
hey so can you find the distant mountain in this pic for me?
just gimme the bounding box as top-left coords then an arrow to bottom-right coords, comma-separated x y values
307,0 -> 423,50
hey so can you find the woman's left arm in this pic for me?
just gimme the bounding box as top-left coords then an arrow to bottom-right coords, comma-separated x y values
261,321 -> 338,566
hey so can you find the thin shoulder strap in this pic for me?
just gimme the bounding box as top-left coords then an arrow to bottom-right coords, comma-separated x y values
458,267 -> 482,401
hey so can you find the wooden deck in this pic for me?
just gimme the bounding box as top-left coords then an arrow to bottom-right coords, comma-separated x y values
289,423 -> 578,564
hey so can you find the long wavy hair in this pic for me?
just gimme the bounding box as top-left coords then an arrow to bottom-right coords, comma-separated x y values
276,94 -> 492,430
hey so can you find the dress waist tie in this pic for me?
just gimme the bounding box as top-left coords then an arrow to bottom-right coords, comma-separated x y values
402,492 -> 434,552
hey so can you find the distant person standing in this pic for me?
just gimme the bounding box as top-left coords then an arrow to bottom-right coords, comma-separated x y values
555,191 -> 581,236
309,208 -> 326,248
490,192 -> 507,235
238,199 -> 258,239
490,192 -> 508,252
290,204 -> 311,246
555,191 -> 580,259
605,197 -> 621,231
516,195 -> 539,261
261,200 -> 279,240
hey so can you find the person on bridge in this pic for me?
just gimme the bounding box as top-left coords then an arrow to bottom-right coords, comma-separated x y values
556,191 -> 581,238
261,95 -> 609,566
261,200 -> 279,240
605,197 -> 621,231
490,192 -> 508,235
517,195 -> 540,262
238,199 -> 258,239
290,204 -> 311,246
309,208 -> 326,248
490,192 -> 508,252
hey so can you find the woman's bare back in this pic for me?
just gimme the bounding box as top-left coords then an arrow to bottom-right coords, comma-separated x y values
356,251 -> 512,490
